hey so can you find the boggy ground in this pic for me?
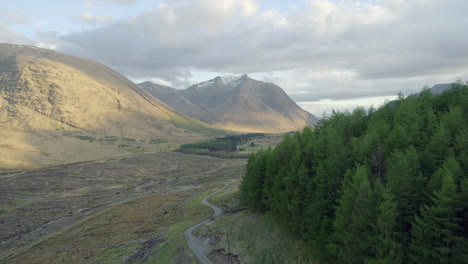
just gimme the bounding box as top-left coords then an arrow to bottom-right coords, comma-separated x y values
0,152 -> 246,263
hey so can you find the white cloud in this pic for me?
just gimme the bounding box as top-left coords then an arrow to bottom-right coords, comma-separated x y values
81,0 -> 138,6
0,11 -> 30,24
298,95 -> 398,118
238,0 -> 258,17
33,0 -> 468,101
75,12 -> 114,25
0,24 -> 31,45
129,76 -> 173,87
258,10 -> 288,28
36,42 -> 57,50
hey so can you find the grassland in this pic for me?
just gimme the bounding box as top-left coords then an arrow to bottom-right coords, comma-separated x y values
0,152 -> 246,263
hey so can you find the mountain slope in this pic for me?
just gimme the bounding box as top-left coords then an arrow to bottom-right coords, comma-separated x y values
138,81 -> 208,120
0,43 -> 218,171
139,75 -> 318,133
428,83 -> 455,94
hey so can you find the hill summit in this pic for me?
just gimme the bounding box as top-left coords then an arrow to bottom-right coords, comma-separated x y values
139,75 -> 317,133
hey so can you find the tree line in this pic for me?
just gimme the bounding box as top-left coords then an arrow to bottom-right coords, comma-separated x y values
240,83 -> 468,263
177,133 -> 264,158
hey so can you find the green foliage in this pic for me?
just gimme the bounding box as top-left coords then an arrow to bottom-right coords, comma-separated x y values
240,150 -> 270,211
149,139 -> 168,144
73,135 -> 95,141
332,165 -> 378,264
409,172 -> 466,264
239,84 -> 468,263
178,140 -> 237,154
385,148 -> 425,251
217,133 -> 265,143
370,185 -> 403,264
176,133 -> 265,158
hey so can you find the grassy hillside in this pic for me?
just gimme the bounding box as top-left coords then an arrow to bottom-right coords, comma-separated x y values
0,43 -> 222,171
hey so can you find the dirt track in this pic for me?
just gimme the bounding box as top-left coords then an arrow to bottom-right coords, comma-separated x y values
184,180 -> 236,264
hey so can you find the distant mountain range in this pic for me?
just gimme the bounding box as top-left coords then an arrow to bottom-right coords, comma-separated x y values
139,75 -> 318,133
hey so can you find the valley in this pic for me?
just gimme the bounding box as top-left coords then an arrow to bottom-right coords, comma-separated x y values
2,1 -> 466,263
0,151 -> 246,263
0,43 -> 307,263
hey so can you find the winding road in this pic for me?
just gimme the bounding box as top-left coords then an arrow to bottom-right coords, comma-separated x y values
184,180 -> 236,264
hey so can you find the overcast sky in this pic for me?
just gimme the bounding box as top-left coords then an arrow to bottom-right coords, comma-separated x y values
2,0 -> 468,117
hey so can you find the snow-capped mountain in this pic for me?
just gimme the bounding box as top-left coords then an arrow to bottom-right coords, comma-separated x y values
191,75 -> 248,91
138,75 -> 318,133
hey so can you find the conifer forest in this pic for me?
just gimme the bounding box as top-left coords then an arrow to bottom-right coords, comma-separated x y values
240,83 -> 468,264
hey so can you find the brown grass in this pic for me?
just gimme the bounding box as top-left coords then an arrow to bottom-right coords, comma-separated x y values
0,151 -> 246,263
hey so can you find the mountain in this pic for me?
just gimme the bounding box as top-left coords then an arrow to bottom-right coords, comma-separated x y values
428,83 -> 455,94
138,75 -> 318,133
387,83 -> 458,109
412,83 -> 456,96
0,43 -> 218,171
138,81 -> 208,119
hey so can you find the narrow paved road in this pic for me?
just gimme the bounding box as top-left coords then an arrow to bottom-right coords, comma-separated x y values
184,180 -> 236,264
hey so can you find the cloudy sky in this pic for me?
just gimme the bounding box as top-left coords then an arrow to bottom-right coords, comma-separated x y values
2,0 -> 468,117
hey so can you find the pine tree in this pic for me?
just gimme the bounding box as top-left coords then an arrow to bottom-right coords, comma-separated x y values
454,130 -> 468,176
409,171 -> 464,264
428,122 -> 453,169
269,134 -> 299,223
384,125 -> 411,153
365,184 -> 403,264
239,151 -> 268,210
457,179 -> 468,262
332,165 -> 377,264
426,156 -> 462,197
385,148 -> 426,250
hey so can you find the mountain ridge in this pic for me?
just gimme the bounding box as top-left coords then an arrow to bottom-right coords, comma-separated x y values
0,43 -> 218,136
139,75 -> 318,133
